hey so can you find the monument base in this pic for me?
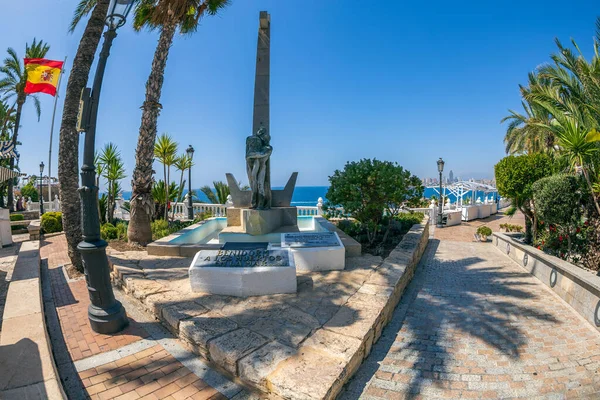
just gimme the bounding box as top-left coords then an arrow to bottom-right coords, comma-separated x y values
226,207 -> 297,235
189,248 -> 297,297
281,232 -> 345,272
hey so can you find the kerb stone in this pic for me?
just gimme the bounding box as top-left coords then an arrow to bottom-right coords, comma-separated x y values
208,328 -> 268,375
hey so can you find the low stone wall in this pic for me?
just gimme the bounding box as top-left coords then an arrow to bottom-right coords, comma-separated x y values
493,232 -> 600,331
110,216 -> 429,400
0,241 -> 66,399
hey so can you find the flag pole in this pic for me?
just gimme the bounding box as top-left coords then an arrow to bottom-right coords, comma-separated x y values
48,56 -> 67,208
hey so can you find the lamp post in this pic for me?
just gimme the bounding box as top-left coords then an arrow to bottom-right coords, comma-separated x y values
76,0 -> 134,334
39,162 -> 45,215
186,145 -> 195,220
437,157 -> 445,228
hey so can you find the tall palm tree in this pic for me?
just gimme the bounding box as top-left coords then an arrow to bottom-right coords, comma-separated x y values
172,153 -> 193,219
0,38 -> 50,211
128,0 -> 230,245
153,133 -> 177,220
58,0 -> 110,272
99,142 -> 126,223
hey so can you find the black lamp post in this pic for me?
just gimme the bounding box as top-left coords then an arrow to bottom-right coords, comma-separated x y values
39,162 -> 45,215
76,0 -> 134,334
437,157 -> 445,228
186,145 -> 195,220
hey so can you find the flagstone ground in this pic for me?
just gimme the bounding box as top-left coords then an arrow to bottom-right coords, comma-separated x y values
341,221 -> 600,399
40,234 -> 250,400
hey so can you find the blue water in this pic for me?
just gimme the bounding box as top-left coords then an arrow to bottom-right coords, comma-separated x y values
121,186 -> 330,207
120,186 -> 497,205
423,187 -> 498,203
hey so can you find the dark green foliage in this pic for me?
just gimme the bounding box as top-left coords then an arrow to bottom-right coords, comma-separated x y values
41,212 -> 63,233
98,193 -> 108,224
10,214 -> 24,221
325,159 -> 423,247
337,212 -> 424,257
20,182 -> 39,202
100,223 -> 118,240
495,154 -> 553,242
476,226 -> 492,237
116,222 -> 128,241
532,174 -> 582,230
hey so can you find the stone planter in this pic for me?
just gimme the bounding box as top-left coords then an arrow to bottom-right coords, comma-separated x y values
493,232 -> 600,332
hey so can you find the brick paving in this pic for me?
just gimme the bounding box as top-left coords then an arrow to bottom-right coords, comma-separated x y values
343,233 -> 600,398
40,234 -> 237,399
433,210 -> 526,243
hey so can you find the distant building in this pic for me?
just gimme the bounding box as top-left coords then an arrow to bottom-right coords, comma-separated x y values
449,170 -> 454,182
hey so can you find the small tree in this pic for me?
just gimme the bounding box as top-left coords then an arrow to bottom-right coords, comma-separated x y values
532,174 -> 582,253
495,153 -> 553,243
325,159 -> 423,246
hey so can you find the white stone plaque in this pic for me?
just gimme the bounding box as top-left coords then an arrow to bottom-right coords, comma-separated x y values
282,232 -> 340,248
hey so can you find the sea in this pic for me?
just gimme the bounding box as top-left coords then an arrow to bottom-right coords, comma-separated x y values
121,185 -> 498,205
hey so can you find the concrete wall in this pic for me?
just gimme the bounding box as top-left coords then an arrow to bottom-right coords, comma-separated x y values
493,232 -> 600,331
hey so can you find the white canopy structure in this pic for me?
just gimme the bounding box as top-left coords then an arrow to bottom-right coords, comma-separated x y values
431,180 -> 497,210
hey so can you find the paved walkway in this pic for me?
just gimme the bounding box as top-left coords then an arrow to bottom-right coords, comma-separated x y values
342,239 -> 600,399
40,234 -> 250,400
0,233 -> 28,340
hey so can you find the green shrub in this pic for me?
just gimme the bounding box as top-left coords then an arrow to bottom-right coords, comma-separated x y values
115,222 -> 128,241
100,223 -> 118,240
21,183 -> 39,202
477,226 -> 492,237
151,219 -> 170,240
396,212 -> 424,230
41,212 -> 63,234
325,158 -> 423,247
10,214 -> 24,221
532,174 -> 582,231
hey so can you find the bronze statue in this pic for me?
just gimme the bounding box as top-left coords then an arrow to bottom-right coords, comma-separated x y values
245,126 -> 272,209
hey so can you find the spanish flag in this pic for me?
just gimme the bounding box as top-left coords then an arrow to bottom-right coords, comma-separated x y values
24,58 -> 64,96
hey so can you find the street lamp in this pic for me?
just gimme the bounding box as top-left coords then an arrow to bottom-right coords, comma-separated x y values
186,145 -> 195,220
76,0 -> 134,334
437,157 -> 445,228
39,162 -> 45,215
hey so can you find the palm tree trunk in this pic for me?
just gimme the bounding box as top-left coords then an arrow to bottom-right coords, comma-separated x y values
163,164 -> 168,220
172,170 -> 185,220
128,21 -> 177,245
58,0 -> 110,272
108,181 -> 114,224
7,99 -> 24,212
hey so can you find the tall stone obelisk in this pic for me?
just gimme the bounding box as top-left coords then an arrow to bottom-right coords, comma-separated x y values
253,11 -> 270,135
252,11 -> 271,206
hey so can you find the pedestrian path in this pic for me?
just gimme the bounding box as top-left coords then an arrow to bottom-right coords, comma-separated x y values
40,234 -> 249,400
342,239 -> 600,399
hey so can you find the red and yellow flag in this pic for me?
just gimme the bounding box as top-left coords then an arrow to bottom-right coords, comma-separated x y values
24,58 -> 64,96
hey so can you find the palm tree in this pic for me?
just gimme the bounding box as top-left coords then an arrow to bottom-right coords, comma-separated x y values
0,38 -> 50,211
153,133 -> 177,220
502,73 -> 556,155
99,143 -> 126,223
128,0 -> 230,245
58,0 -> 110,272
200,181 -> 230,204
172,153 -> 193,219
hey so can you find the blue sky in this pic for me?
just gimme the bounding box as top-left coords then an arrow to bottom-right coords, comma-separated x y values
1,0 -> 599,189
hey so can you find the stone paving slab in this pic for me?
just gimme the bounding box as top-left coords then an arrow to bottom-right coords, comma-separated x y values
109,218 -> 430,399
341,239 -> 600,399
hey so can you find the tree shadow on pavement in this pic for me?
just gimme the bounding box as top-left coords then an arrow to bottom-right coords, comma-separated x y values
341,239 -> 558,399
